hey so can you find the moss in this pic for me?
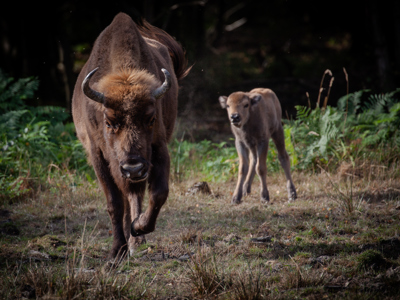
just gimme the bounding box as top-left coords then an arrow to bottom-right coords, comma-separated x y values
357,250 -> 389,271
28,235 -> 67,252
294,252 -> 312,259
163,260 -> 180,270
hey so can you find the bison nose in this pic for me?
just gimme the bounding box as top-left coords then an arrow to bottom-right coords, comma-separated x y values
230,113 -> 241,123
120,157 -> 149,181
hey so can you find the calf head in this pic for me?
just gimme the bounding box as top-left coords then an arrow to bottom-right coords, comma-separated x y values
219,92 -> 262,128
82,67 -> 171,182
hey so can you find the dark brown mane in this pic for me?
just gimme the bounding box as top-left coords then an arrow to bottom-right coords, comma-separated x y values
138,19 -> 192,81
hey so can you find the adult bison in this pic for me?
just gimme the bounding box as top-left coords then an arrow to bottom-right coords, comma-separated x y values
72,13 -> 190,258
219,88 -> 297,204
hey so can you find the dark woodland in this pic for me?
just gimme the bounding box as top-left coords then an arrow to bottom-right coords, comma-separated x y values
1,0 -> 399,130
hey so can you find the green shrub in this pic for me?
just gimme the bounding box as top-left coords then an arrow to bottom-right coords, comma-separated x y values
169,139 -> 237,182
0,70 -> 92,200
357,249 -> 389,271
1,69 -> 399,197
286,89 -> 400,170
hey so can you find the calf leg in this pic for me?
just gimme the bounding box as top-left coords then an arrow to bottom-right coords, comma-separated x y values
243,150 -> 256,196
272,127 -> 297,201
232,140 -> 249,204
131,144 -> 170,236
256,140 -> 270,203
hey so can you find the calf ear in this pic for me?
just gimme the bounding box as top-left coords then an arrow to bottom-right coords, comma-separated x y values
219,96 -> 228,109
250,94 -> 262,105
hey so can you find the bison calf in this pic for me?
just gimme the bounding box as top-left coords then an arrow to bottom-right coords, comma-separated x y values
219,88 -> 297,204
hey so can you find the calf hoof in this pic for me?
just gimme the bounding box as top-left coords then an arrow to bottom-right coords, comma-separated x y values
288,189 -> 297,202
231,195 -> 242,205
260,190 -> 270,204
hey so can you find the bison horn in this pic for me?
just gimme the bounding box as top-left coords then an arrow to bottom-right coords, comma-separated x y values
82,67 -> 105,104
152,68 -> 171,99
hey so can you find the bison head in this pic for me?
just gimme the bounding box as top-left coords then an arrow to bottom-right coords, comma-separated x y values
218,92 -> 262,128
82,67 -> 171,182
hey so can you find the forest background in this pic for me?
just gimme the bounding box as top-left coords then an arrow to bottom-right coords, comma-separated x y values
1,0 -> 399,136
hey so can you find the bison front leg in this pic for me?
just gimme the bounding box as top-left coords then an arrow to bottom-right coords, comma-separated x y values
91,148 -> 127,259
272,127 -> 297,202
125,186 -> 147,256
232,140 -> 249,204
131,144 -> 169,237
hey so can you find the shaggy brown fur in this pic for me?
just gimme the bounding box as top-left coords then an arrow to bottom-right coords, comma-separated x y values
72,13 -> 190,259
219,88 -> 297,204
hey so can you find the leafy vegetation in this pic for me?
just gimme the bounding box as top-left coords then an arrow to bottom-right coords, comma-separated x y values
170,139 -> 237,182
287,88 -> 400,171
0,70 -> 92,200
1,70 -> 399,200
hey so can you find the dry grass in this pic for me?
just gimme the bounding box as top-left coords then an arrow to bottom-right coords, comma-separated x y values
1,165 -> 400,299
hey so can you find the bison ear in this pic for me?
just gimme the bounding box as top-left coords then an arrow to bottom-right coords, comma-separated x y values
250,94 -> 262,106
219,96 -> 228,109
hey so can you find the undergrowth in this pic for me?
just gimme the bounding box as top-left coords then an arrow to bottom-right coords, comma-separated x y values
1,69 -> 399,201
0,70 -> 93,200
288,86 -> 400,171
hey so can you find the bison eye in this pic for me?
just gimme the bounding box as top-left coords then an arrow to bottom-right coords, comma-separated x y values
105,120 -> 119,132
149,116 -> 156,127
244,104 -> 249,108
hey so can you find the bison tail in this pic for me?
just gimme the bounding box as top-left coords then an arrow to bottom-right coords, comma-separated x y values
138,19 -> 192,80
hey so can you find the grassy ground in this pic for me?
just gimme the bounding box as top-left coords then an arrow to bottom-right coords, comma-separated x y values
1,165 -> 400,299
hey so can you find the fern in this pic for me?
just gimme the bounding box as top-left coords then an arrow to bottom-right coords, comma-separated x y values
0,69 -> 92,199
287,88 -> 400,170
365,88 -> 400,112
0,70 -> 39,112
316,107 -> 343,156
337,90 -> 366,115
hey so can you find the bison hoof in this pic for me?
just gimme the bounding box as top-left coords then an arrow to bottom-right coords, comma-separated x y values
110,244 -> 128,260
131,218 -> 144,237
131,218 -> 155,237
